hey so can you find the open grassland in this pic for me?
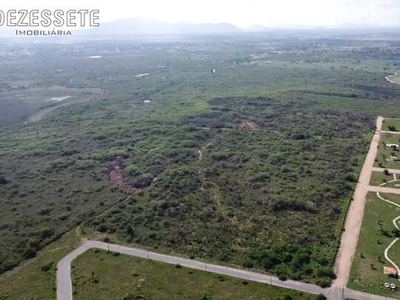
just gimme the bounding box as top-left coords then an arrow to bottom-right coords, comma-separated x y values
375,133 -> 400,169
370,171 -> 400,187
71,249 -> 318,300
349,193 -> 400,298
2,35 -> 400,294
383,119 -> 400,132
0,230 -> 80,300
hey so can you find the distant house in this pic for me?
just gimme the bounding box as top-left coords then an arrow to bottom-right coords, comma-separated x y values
384,266 -> 398,277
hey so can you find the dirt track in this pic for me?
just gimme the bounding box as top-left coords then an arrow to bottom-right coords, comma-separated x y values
333,116 -> 384,287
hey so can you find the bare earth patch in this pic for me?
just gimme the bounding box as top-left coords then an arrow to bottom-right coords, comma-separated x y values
241,120 -> 260,130
107,160 -> 132,189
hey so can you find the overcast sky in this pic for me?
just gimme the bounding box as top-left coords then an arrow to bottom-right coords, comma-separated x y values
2,0 -> 400,28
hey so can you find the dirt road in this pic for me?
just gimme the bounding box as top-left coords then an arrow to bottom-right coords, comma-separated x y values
333,116 -> 384,288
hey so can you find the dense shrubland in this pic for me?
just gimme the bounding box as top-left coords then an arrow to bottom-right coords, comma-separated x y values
1,36 -> 399,285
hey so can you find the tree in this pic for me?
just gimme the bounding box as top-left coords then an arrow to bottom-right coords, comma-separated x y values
126,226 -> 135,237
384,169 -> 390,176
97,224 -> 108,233
23,247 -> 37,259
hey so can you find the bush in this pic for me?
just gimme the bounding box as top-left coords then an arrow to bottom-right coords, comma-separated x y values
40,261 -> 54,272
316,278 -> 331,288
278,274 -> 288,281
126,165 -> 141,177
23,247 -> 37,259
38,227 -> 54,239
316,267 -> 336,279
0,175 -> 7,185
28,237 -> 41,248
97,224 -> 108,233
133,173 -> 154,188
242,260 -> 254,268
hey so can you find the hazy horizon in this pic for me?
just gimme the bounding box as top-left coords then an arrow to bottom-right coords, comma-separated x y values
1,0 -> 400,28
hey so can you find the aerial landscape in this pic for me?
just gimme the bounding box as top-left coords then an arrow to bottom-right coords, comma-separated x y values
1,1 -> 400,300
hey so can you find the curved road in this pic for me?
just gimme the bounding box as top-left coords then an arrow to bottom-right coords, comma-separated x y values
386,73 -> 400,85
377,191 -> 400,279
57,240 -> 396,300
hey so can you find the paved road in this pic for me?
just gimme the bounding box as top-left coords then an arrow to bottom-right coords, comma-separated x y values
333,116 -> 384,288
57,240 -> 397,300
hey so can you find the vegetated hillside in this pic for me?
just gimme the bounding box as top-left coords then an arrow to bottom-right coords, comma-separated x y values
86,95 -> 373,285
0,36 -> 400,284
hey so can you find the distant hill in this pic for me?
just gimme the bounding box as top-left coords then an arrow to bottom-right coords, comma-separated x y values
86,18 -> 242,36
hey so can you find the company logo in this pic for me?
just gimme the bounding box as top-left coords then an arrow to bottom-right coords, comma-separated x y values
0,9 -> 100,36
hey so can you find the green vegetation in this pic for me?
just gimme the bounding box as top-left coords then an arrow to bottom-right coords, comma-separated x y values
370,171 -> 399,187
383,119 -> 400,132
72,249 -> 318,300
349,192 -> 400,298
375,133 -> 400,169
0,230 -> 80,300
2,34 -> 400,292
81,95 -> 373,285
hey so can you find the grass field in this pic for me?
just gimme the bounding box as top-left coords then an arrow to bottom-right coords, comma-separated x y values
375,133 -> 400,169
0,230 -> 80,300
383,119 -> 400,132
349,192 -> 400,298
370,171 -> 399,187
71,249 -> 319,300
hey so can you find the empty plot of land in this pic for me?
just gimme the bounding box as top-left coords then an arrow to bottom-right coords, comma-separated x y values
71,249 -> 318,300
370,171 -> 400,188
349,193 -> 400,298
375,133 -> 400,170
